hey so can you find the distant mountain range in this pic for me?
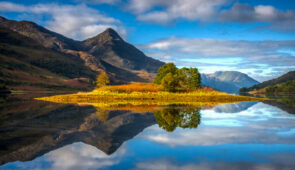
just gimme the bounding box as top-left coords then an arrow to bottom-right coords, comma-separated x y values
241,71 -> 295,93
0,16 -> 164,91
201,71 -> 259,93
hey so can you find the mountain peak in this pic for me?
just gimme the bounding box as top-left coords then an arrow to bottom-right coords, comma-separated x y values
99,28 -> 122,40
0,16 -> 7,22
83,28 -> 123,46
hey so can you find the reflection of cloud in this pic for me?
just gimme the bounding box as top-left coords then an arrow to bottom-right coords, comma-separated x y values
134,157 -> 295,170
134,159 -> 201,170
45,142 -> 126,170
140,102 -> 295,146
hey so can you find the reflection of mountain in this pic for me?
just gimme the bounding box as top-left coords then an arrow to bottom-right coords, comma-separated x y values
0,99 -> 156,165
213,101 -> 258,113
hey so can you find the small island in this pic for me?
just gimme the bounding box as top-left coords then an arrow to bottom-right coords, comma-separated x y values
37,63 -> 266,105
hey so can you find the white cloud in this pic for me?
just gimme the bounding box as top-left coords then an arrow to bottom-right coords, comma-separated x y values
0,2 -> 126,40
77,0 -> 121,4
0,2 -> 26,12
145,38 -> 295,57
141,37 -> 295,81
124,0 -> 295,31
219,3 -> 295,31
126,0 -> 228,24
126,0 -> 170,14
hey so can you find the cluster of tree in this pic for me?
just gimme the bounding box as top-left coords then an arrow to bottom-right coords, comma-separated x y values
154,63 -> 201,92
265,80 -> 295,94
153,106 -> 201,132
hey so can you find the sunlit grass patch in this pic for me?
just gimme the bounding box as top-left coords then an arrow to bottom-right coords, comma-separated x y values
95,82 -> 162,93
36,83 -> 267,106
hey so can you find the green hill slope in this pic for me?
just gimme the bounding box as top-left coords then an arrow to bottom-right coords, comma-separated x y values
240,71 -> 295,93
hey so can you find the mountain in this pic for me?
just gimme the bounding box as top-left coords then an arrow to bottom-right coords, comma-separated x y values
240,71 -> 295,92
0,16 -> 81,51
0,16 -> 164,90
0,26 -> 96,91
201,71 -> 259,93
83,28 -> 163,73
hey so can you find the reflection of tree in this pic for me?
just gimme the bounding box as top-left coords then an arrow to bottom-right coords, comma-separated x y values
153,106 -> 201,132
95,108 -> 110,122
263,95 -> 295,114
276,96 -> 295,108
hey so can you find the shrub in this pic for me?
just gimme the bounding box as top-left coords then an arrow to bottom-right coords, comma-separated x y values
96,72 -> 110,88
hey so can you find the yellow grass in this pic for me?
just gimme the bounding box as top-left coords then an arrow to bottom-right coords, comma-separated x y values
96,82 -> 162,93
36,83 -> 267,106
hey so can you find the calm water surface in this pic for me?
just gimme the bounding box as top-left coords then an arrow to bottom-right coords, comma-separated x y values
1,94 -> 295,170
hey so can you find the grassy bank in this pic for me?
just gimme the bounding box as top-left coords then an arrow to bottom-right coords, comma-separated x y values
36,83 -> 266,105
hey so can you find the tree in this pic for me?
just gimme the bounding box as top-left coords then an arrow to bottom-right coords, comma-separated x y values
186,68 -> 201,89
161,73 -> 179,92
154,63 -> 178,84
154,63 -> 202,91
177,67 -> 201,90
96,72 -> 110,88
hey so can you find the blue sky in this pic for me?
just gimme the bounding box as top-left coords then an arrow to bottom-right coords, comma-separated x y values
1,0 -> 295,81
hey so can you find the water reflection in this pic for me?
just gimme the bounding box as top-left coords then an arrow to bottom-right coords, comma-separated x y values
154,106 -> 201,132
0,95 -> 204,166
242,93 -> 295,114
1,95 -> 295,169
0,95 -> 156,165
263,95 -> 295,114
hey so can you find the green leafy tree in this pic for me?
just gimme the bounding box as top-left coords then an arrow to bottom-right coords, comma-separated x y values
161,73 -> 179,92
96,71 -> 110,88
154,63 -> 178,84
265,80 -> 295,94
154,62 -> 202,91
177,67 -> 201,90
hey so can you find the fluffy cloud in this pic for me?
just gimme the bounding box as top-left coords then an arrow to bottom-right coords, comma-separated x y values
141,37 -> 295,81
77,0 -> 121,4
126,0 -> 228,24
219,3 -> 295,31
0,2 -> 126,39
145,38 -> 295,57
124,0 -> 295,31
